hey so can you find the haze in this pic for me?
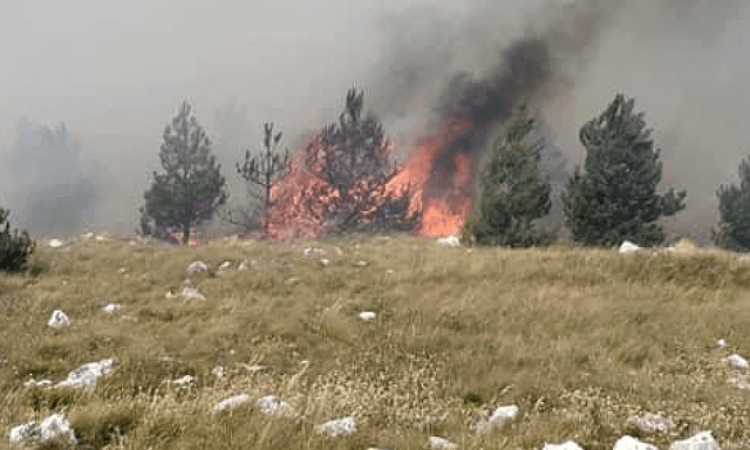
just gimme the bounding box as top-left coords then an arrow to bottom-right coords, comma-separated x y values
1,0 -> 748,245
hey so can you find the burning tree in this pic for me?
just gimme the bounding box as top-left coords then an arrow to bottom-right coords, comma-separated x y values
265,88 -> 414,240
562,94 -> 687,247
222,122 -> 289,235
460,103 -> 558,247
140,101 -> 228,245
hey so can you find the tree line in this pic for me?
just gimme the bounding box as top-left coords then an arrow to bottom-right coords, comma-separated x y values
3,89 -> 750,272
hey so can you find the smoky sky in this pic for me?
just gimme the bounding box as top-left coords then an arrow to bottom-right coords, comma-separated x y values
2,0 -> 749,244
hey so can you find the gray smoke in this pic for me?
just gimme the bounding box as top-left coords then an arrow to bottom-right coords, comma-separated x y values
0,119 -> 96,237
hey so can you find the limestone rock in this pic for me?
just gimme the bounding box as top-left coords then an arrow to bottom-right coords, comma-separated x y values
627,412 -> 675,434
436,236 -> 461,247
48,310 -> 70,329
474,404 -> 519,434
303,247 -> 324,256
213,394 -> 250,416
186,261 -> 208,274
102,302 -> 121,314
428,436 -> 458,450
170,375 -> 195,388
314,416 -> 357,437
179,286 -> 206,301
9,414 -> 77,448
543,441 -> 585,450
669,431 -> 719,450
619,241 -> 641,254
359,311 -> 376,321
256,395 -> 297,418
724,354 -> 749,370
716,339 -> 727,349
613,436 -> 659,450
57,358 -> 117,389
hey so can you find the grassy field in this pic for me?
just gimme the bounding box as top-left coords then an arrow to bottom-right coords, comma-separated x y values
1,235 -> 750,450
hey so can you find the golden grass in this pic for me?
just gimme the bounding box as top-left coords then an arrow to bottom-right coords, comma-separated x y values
1,236 -> 750,449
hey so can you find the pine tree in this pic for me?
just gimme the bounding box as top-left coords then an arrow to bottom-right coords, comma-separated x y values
140,101 -> 228,245
234,123 -> 289,234
562,94 -> 686,247
713,156 -> 750,251
460,103 -> 558,247
304,88 -> 409,234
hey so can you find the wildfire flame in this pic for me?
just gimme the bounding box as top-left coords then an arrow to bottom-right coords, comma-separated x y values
265,120 -> 476,240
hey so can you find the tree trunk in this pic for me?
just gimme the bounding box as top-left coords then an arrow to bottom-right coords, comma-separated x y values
183,223 -> 190,246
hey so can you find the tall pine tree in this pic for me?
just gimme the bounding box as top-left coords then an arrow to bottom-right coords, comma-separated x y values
562,94 -> 686,247
460,103 -> 558,247
140,101 -> 228,245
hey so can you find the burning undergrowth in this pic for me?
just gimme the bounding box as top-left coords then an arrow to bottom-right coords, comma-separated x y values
265,38 -> 555,241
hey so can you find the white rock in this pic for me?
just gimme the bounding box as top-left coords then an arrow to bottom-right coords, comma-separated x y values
320,258 -> 330,266
95,234 -> 108,241
212,366 -> 225,378
47,310 -> 70,329
359,311 -> 376,321
543,441 -> 585,450
82,232 -> 94,239
613,436 -> 659,450
24,379 -> 53,388
186,261 -> 208,273
354,260 -> 368,266
335,247 -> 343,255
256,395 -> 297,418
436,236 -> 461,247
102,303 -> 121,314
170,375 -> 195,388
180,286 -> 206,300
669,431 -> 719,450
428,436 -> 458,450
314,416 -> 357,437
725,354 -> 749,370
303,247 -> 324,256
716,339 -> 727,349
9,413 -> 77,448
619,240 -> 641,254
238,261 -> 249,271
213,394 -> 250,415
474,404 -> 519,434
57,358 -> 117,389
218,261 -> 232,272
47,239 -> 64,248
628,412 -> 675,434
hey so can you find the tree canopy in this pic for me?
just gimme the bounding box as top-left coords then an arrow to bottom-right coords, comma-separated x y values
460,103 -> 558,247
562,94 -> 686,247
140,101 -> 228,244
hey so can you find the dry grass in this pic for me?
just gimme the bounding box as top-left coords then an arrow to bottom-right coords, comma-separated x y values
1,235 -> 750,450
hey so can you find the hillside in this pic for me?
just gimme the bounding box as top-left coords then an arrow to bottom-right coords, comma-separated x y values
1,235 -> 749,450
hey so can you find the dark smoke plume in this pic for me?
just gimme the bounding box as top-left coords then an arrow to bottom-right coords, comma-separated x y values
1,119 -> 96,237
367,0 -> 749,241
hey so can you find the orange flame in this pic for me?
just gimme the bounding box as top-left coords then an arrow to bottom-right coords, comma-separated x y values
265,120 -> 476,240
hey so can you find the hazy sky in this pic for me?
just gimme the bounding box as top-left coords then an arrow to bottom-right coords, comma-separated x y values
1,0 -> 749,243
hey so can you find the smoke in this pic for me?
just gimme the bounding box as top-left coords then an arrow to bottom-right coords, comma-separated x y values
365,0 -> 750,244
0,119 -> 96,237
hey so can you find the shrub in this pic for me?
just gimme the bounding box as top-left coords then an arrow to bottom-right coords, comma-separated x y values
0,207 -> 35,273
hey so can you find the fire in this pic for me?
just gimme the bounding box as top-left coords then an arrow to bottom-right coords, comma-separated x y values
265,120 -> 476,240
